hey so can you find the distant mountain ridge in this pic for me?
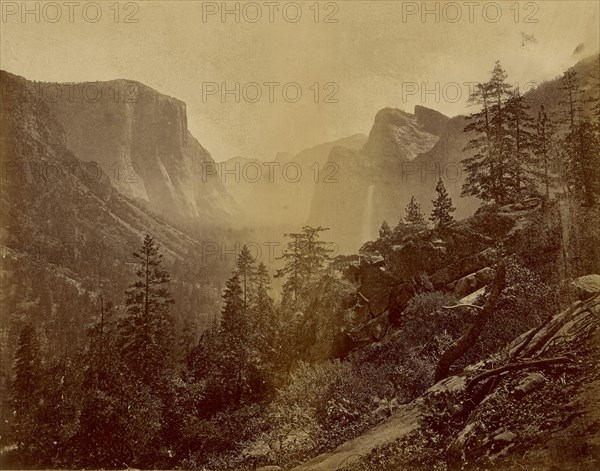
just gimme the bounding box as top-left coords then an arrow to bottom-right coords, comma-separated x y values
219,134 -> 367,230
1,72 -> 239,233
307,104 -> 477,252
307,54 -> 600,253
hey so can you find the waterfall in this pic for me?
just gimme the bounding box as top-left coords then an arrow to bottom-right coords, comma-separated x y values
362,184 -> 375,243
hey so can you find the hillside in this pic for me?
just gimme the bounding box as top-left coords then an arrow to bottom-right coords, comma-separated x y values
0,70 -> 230,415
2,72 -> 239,233
294,287 -> 600,471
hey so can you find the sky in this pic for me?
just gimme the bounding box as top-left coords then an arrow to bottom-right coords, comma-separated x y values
1,0 -> 599,161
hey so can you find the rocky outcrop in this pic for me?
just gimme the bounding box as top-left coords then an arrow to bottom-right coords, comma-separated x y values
362,108 -> 440,162
572,274 -> 600,300
293,285 -> 600,471
340,201 -> 549,348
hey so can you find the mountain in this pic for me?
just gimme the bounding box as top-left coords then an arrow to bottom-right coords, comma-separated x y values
362,106 -> 446,162
219,134 -> 367,230
307,105 -> 478,253
13,74 -> 238,233
307,54 -> 600,253
0,71 -> 231,381
526,53 -> 599,119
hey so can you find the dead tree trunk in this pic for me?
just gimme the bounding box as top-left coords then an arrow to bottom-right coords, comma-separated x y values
465,356 -> 571,394
434,261 -> 506,382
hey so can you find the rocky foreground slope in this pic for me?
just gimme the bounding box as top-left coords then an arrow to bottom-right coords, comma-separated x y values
293,282 -> 600,471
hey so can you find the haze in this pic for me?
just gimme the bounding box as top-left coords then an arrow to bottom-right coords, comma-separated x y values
1,0 -> 598,161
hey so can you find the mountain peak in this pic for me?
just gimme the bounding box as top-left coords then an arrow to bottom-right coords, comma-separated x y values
362,107 -> 440,162
414,105 -> 450,136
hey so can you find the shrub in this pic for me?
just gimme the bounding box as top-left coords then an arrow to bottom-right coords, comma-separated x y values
247,359 -> 394,466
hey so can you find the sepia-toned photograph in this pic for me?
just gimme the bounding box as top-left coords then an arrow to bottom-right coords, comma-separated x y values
0,1 -> 599,469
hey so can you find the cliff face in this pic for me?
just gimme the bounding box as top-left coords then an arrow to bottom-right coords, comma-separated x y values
31,77 -> 237,230
362,107 -> 441,162
0,71 -> 230,333
0,71 -> 206,272
307,106 -> 478,253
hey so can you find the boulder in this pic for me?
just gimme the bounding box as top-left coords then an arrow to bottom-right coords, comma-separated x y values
571,275 -> 600,300
455,273 -> 478,298
346,256 -> 396,316
513,373 -> 546,398
429,248 -> 497,288
493,431 -> 517,442
454,266 -> 495,298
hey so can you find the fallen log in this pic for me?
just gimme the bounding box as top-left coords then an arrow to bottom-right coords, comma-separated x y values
465,356 -> 572,395
434,261 -> 506,382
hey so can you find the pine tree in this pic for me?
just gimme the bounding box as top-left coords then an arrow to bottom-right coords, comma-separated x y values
462,61 -> 514,204
404,196 -> 426,226
558,67 -> 600,205
235,245 -> 256,313
219,272 -> 251,405
430,179 -> 456,227
118,235 -> 175,386
378,221 -> 393,240
565,120 -> 600,206
251,262 -> 275,321
249,262 -> 278,397
533,105 -> 556,200
220,273 -> 246,338
559,67 -> 582,130
505,86 -> 537,197
276,226 -> 333,304
11,324 -> 42,458
76,300 -> 127,468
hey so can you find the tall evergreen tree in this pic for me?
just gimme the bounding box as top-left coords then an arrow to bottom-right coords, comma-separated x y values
430,179 -> 456,227
219,272 -> 251,405
564,120 -> 600,206
76,300 -> 127,468
559,67 -> 582,130
533,105 -> 556,200
505,86 -> 537,197
249,262 -> 279,397
220,273 -> 246,338
276,226 -> 333,304
404,196 -> 426,226
462,61 -> 514,204
558,67 -> 600,205
11,324 -> 42,459
235,245 -> 256,313
118,235 -> 175,386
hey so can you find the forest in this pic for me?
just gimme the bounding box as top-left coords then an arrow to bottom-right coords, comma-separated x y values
2,58 -> 600,470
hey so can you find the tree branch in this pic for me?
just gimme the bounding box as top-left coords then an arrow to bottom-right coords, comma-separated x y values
434,261 -> 506,382
442,304 -> 484,312
465,356 -> 572,394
